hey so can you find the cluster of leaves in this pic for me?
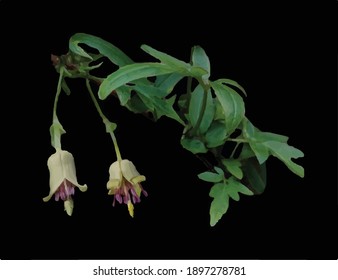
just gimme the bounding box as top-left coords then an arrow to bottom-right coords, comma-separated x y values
53,33 -> 304,226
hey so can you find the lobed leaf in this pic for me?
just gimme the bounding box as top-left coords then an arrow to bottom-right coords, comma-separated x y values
209,177 -> 253,226
141,44 -> 208,78
98,63 -> 175,100
181,138 -> 208,154
222,159 -> 243,179
198,171 -> 223,183
69,33 -> 133,66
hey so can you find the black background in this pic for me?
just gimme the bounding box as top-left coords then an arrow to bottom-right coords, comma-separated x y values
0,1 -> 336,260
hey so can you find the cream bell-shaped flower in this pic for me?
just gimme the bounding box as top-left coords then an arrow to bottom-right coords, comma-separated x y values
107,159 -> 147,217
43,149 -> 87,216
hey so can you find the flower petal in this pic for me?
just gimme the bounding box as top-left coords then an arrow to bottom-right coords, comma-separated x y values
121,160 -> 145,183
44,149 -> 87,202
64,198 -> 74,216
107,179 -> 120,190
127,201 -> 134,217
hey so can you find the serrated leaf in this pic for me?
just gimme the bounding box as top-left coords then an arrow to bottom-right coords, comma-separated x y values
211,81 -> 245,135
264,141 -> 304,177
209,183 -> 229,227
189,84 -> 215,134
181,138 -> 208,154
192,45 -> 210,81
69,33 -> 133,66
198,171 -> 223,183
98,63 -> 175,100
205,121 -> 227,148
241,157 -> 267,195
222,159 -> 243,179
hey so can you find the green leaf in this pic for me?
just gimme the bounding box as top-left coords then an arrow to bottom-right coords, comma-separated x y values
188,85 -> 215,134
125,95 -> 148,113
222,159 -> 243,179
205,121 -> 227,148
264,141 -> 304,177
249,142 -> 270,164
241,157 -> 267,195
242,119 -> 304,177
133,84 -> 168,98
141,44 -> 208,78
191,45 -> 210,81
211,81 -> 245,135
98,63 -> 175,100
209,177 -> 253,226
134,86 -> 184,125
50,119 -> 65,149
154,72 -> 184,94
216,78 -> 247,97
61,79 -> 71,95
227,177 -> 254,200
209,183 -> 229,227
181,138 -> 208,154
115,85 -> 131,106
69,33 -> 133,66
214,166 -> 224,176
243,119 -> 289,143
141,44 -> 190,68
242,119 -> 285,164
198,171 -> 223,183
238,143 -> 256,160
255,132 -> 289,143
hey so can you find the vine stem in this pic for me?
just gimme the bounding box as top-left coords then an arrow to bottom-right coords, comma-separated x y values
86,79 -> 122,162
227,138 -> 248,143
52,67 -> 64,122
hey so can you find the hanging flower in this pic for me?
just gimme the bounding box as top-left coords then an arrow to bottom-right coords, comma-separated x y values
107,159 -> 147,217
43,149 -> 87,216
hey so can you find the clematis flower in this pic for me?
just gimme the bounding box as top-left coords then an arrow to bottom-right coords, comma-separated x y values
107,159 -> 147,217
43,149 -> 87,216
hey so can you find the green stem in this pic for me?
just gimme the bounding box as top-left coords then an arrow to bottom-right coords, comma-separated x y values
227,138 -> 248,143
50,67 -> 65,149
230,142 -> 240,158
86,79 -> 122,162
53,67 -> 64,122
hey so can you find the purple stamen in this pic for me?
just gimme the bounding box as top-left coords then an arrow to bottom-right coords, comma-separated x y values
115,194 -> 123,204
54,180 -> 75,202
